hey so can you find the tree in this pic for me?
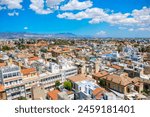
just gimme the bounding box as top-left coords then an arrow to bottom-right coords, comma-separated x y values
117,44 -> 123,52
40,48 -> 47,53
64,81 -> 72,90
18,96 -> 27,100
2,46 -> 10,51
55,80 -> 61,89
98,79 -> 106,87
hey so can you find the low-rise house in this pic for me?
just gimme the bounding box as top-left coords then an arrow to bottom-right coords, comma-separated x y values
96,73 -> 143,94
92,71 -> 109,83
92,87 -> 106,100
67,74 -> 100,100
47,89 -> 60,100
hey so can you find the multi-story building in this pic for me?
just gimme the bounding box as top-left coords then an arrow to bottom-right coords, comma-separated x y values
0,65 -> 26,100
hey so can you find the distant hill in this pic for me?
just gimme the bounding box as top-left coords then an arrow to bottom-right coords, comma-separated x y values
0,32 -> 77,39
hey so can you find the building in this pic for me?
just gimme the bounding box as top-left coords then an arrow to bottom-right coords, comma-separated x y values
0,84 -> 6,100
67,74 -> 100,100
96,73 -> 143,94
31,84 -> 46,100
47,89 -> 60,100
0,65 -> 26,100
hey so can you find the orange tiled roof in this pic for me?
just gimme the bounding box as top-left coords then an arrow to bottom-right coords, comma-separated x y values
75,48 -> 82,51
21,68 -> 36,75
62,48 -> 70,51
93,87 -> 105,96
0,63 -> 6,67
105,74 -> 132,86
47,90 -> 60,100
93,71 -> 109,78
92,87 -> 106,100
0,84 -> 4,92
107,64 -> 123,70
29,56 -> 39,61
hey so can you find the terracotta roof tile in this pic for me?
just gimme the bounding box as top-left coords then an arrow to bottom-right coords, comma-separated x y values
29,56 -> 39,61
0,63 -> 6,67
0,84 -> 4,92
21,68 -> 36,75
107,64 -> 123,70
47,90 -> 60,100
93,71 -> 109,78
105,74 -> 132,86
93,87 -> 106,100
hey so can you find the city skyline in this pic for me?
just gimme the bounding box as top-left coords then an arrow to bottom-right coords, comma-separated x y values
0,0 -> 150,37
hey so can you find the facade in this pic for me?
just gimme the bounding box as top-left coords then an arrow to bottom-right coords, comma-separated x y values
95,73 -> 143,94
0,65 -> 26,100
0,84 -> 6,100
31,85 -> 46,100
67,74 -> 100,100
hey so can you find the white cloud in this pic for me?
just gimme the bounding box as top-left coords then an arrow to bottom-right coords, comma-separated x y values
96,31 -> 107,36
137,27 -> 150,31
46,0 -> 64,9
60,0 -> 93,11
132,7 -> 150,27
30,0 -> 52,14
57,7 -> 150,31
58,8 -> 107,20
24,27 -> 28,30
8,11 -> 19,16
0,0 -> 23,10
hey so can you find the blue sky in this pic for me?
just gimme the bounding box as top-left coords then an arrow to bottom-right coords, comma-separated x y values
0,0 -> 150,37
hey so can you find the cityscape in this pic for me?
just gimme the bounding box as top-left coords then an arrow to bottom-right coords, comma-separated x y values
0,38 -> 150,100
0,0 -> 150,100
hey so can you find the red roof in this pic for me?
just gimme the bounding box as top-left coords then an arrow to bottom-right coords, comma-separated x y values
47,90 -> 60,100
0,63 -> 6,67
21,68 -> 36,75
0,84 -> 4,92
29,56 -> 39,61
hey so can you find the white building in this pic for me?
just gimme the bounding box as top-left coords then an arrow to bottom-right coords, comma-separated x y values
0,65 -> 26,100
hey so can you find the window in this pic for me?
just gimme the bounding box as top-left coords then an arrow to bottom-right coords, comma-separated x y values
8,73 -> 12,77
13,73 -> 16,77
3,75 -> 7,78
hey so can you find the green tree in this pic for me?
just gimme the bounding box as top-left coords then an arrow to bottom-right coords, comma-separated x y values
55,80 -> 61,89
98,79 -> 106,87
18,96 -> 27,100
2,46 -> 10,51
40,48 -> 47,53
64,81 -> 72,90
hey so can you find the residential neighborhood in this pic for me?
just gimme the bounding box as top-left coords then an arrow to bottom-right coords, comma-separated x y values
0,38 -> 150,100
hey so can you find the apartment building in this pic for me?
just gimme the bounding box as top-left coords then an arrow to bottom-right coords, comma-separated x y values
0,65 -> 26,100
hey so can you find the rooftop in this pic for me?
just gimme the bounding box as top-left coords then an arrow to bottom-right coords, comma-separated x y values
21,68 -> 36,75
0,84 -> 4,92
93,71 -> 109,78
67,74 -> 90,83
47,90 -> 60,100
104,74 -> 133,86
29,56 -> 39,61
